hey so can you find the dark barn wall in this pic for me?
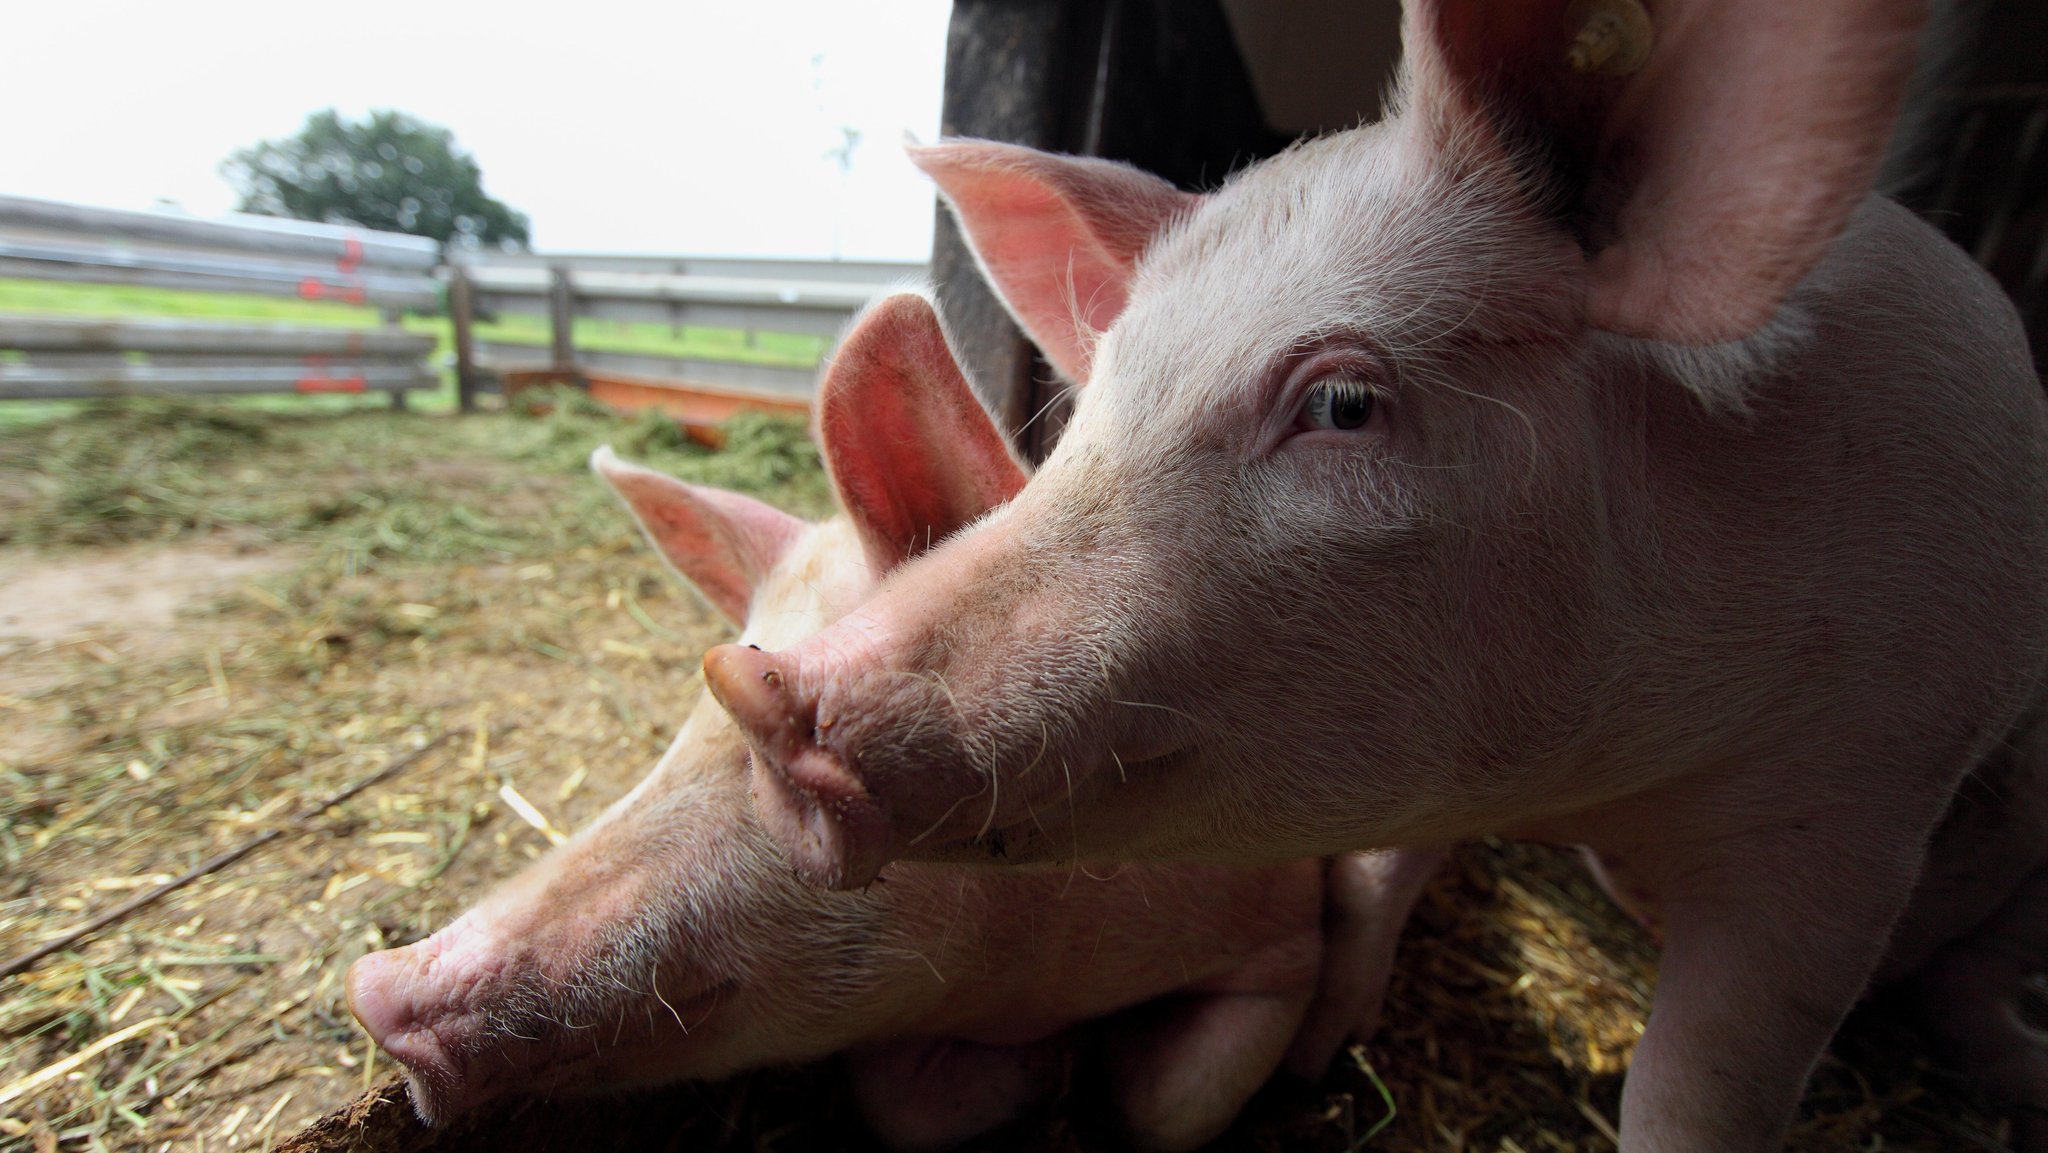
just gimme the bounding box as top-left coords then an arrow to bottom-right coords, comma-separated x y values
1881,0 -> 2048,376
931,0 -> 1291,461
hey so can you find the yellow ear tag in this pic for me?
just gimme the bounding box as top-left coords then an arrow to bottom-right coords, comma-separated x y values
1566,0 -> 1654,76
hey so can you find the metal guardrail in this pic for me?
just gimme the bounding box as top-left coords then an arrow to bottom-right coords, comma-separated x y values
471,341 -> 819,397
0,195 -> 442,311
452,251 -> 921,284
445,252 -> 923,408
0,315 -> 429,356
0,245 -> 441,311
0,195 -> 439,268
0,196 -> 442,404
462,265 -> 883,336
2,363 -> 436,399
0,317 -> 436,400
0,193 -> 929,411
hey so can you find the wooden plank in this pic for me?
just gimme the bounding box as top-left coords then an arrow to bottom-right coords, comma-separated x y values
548,265 -> 578,375
449,265 -> 481,412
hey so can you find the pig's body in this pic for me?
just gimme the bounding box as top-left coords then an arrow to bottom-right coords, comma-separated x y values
348,513 -> 1327,1150
706,1 -> 2048,1147
349,306 -> 1441,1150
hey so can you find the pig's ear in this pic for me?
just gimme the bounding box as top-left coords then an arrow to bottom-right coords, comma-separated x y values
1404,0 -> 1925,344
910,139 -> 1199,383
590,446 -> 805,626
818,293 -> 1029,572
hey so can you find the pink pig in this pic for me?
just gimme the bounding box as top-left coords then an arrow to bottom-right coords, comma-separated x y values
345,296 -> 1439,1151
704,1 -> 2048,1149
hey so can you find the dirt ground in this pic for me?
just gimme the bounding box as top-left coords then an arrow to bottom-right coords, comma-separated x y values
0,399 -> 2031,1153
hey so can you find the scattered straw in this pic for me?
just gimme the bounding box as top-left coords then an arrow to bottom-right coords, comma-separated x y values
2,399 -> 2023,1153
0,730 -> 465,981
1348,1045 -> 1398,1148
3,398 -> 756,1151
0,1017 -> 170,1110
496,783 -> 568,846
254,1088 -> 296,1143
1575,1098 -> 1621,1146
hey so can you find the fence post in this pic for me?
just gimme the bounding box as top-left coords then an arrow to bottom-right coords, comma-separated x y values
381,307 -> 409,410
548,265 -> 576,376
449,265 -> 479,412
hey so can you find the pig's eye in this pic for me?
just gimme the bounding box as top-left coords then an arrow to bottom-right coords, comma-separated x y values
1299,377 -> 1376,431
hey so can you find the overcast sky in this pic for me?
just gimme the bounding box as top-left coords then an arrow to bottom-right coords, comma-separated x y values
0,0 -> 952,259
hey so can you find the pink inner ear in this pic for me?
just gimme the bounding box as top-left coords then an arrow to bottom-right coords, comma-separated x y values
1408,0 -> 1925,345
911,141 -> 1199,383
592,449 -> 805,625
1586,1 -> 1924,342
818,294 -> 1028,571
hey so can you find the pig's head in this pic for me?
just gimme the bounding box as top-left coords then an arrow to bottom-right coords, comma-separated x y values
708,0 -> 1927,886
346,295 -> 1027,1122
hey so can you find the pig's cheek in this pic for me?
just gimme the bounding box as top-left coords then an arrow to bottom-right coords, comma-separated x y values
748,746 -> 896,891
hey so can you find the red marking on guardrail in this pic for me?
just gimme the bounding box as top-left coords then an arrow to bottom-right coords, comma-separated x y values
297,278 -> 368,305
338,238 -> 364,273
296,376 -> 368,394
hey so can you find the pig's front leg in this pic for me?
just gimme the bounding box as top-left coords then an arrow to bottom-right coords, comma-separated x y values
1589,781 -> 1941,1153
846,1035 -> 1066,1152
1910,865 -> 2048,1153
1106,935 -> 1320,1152
1285,848 -> 1446,1077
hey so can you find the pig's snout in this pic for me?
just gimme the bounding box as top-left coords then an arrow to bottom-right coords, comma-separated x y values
704,643 -> 894,890
346,937 -> 487,1125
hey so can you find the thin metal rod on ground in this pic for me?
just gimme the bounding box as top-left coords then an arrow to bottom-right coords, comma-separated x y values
0,728 -> 470,982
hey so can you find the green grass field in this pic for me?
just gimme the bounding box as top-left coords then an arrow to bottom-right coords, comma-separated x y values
0,279 -> 830,428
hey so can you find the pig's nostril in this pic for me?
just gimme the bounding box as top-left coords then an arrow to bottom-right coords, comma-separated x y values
706,643 -> 827,771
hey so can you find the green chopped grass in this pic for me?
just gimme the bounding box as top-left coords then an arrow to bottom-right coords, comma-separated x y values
0,393 -> 830,554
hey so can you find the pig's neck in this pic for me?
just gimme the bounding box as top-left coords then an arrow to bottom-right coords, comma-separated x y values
868,859 -> 1318,1047
1512,197 -> 2047,855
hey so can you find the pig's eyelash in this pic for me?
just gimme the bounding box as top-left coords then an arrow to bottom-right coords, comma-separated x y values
1259,344 -> 1396,448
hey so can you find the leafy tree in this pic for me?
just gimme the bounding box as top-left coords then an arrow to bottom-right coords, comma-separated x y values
223,110 -> 529,249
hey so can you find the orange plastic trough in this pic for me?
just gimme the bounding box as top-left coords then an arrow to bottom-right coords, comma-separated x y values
503,370 -> 811,447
